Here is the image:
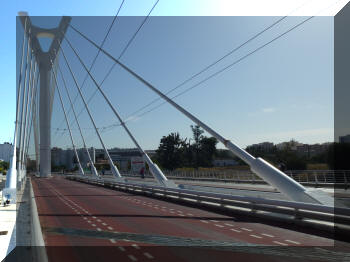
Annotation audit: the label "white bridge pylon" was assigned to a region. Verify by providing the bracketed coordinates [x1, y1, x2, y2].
[18, 12, 71, 178]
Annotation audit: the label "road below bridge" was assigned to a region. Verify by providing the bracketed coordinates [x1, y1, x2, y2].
[31, 175, 350, 262]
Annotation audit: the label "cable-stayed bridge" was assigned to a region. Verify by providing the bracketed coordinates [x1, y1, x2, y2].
[2, 8, 350, 262]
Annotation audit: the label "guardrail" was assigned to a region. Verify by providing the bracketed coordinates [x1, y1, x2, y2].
[66, 175, 350, 234]
[66, 169, 349, 188]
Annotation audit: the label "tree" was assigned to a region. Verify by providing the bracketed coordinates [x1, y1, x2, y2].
[155, 132, 185, 170]
[191, 125, 204, 168]
[198, 137, 218, 167]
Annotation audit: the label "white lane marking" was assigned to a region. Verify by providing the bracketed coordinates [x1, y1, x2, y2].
[87, 221, 91, 223]
[224, 223, 234, 227]
[273, 241, 288, 246]
[285, 240, 300, 245]
[179, 214, 185, 216]
[144, 252, 154, 259]
[97, 228, 102, 231]
[110, 239, 116, 244]
[250, 234, 262, 239]
[118, 246, 126, 252]
[92, 216, 97, 219]
[132, 244, 140, 250]
[128, 255, 138, 261]
[177, 210, 183, 213]
[154, 207, 159, 209]
[241, 228, 252, 232]
[210, 220, 219, 223]
[92, 224, 96, 227]
[187, 213, 193, 216]
[170, 211, 175, 214]
[108, 227, 113, 230]
[83, 217, 87, 220]
[200, 220, 209, 223]
[97, 219, 102, 222]
[77, 212, 81, 214]
[102, 223, 107, 226]
[214, 224, 224, 228]
[261, 233, 274, 238]
[230, 229, 241, 233]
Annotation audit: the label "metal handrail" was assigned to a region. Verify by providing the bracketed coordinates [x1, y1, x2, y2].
[66, 175, 350, 224]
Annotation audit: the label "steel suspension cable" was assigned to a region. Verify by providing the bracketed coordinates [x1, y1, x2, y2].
[53, 0, 160, 143]
[59, 46, 122, 178]
[5, 17, 28, 189]
[18, 33, 32, 169]
[64, 35, 170, 184]
[70, 15, 315, 131]
[54, 53, 99, 177]
[51, 61, 85, 176]
[24, 65, 40, 166]
[22, 60, 38, 165]
[53, 0, 126, 140]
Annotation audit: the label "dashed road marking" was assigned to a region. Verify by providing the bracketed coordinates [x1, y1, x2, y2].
[108, 227, 113, 230]
[87, 221, 91, 223]
[102, 223, 107, 226]
[144, 252, 154, 259]
[118, 246, 126, 252]
[92, 224, 96, 227]
[132, 244, 140, 250]
[261, 233, 274, 238]
[215, 224, 224, 228]
[285, 240, 300, 245]
[128, 254, 138, 261]
[273, 241, 288, 246]
[230, 229, 241, 233]
[250, 234, 262, 239]
[200, 220, 208, 223]
[210, 220, 219, 223]
[241, 228, 252, 232]
[110, 239, 116, 244]
[97, 228, 101, 231]
[224, 223, 234, 227]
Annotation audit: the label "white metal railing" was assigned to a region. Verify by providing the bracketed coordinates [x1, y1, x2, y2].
[66, 175, 350, 231]
[94, 169, 349, 186]
[61, 169, 350, 186]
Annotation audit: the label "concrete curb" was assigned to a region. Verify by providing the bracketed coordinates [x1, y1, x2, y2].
[29, 178, 48, 262]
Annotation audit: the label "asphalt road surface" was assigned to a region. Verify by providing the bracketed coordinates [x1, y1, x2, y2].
[31, 176, 350, 262]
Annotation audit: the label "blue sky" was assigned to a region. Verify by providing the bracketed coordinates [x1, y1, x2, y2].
[2, 0, 338, 153]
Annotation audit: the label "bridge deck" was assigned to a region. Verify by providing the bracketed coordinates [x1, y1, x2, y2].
[31, 175, 349, 262]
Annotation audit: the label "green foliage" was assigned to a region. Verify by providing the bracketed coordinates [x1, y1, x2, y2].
[0, 161, 9, 170]
[155, 132, 185, 170]
[155, 126, 218, 170]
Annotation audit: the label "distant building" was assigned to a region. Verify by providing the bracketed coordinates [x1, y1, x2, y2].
[276, 140, 302, 151]
[52, 147, 143, 171]
[247, 142, 274, 152]
[0, 143, 13, 162]
[212, 159, 238, 167]
[295, 143, 330, 158]
[340, 134, 350, 143]
[107, 148, 141, 171]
